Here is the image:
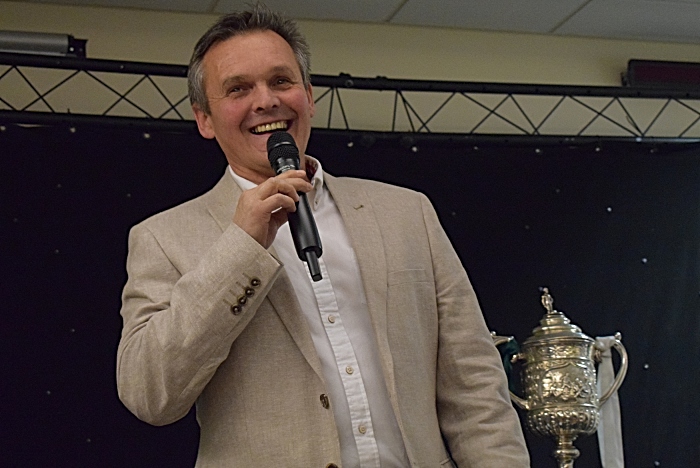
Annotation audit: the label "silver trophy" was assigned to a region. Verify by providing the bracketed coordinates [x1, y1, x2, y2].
[493, 288, 628, 468]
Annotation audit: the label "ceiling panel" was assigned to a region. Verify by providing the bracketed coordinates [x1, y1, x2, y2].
[390, 0, 590, 34]
[9, 0, 700, 44]
[557, 0, 700, 43]
[213, 0, 405, 22]
[17, 0, 218, 13]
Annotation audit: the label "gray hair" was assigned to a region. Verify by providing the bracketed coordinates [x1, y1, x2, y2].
[187, 3, 311, 114]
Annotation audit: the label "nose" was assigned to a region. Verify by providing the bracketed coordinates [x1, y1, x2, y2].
[253, 84, 280, 112]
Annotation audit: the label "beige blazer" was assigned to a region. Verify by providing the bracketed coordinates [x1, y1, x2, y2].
[117, 171, 529, 467]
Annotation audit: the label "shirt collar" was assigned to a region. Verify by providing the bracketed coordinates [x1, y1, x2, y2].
[228, 155, 325, 195]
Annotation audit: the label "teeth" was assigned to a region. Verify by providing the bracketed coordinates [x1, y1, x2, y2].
[252, 121, 288, 134]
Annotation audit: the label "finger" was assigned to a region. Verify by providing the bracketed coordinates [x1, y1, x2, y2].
[275, 169, 307, 181]
[257, 177, 311, 201]
[270, 171, 313, 192]
[258, 192, 298, 214]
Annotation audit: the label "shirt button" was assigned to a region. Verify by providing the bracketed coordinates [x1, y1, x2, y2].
[345, 366, 354, 375]
[358, 425, 367, 434]
[327, 315, 336, 324]
[320, 394, 330, 409]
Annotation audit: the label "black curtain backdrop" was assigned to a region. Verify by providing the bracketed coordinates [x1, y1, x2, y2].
[2, 122, 699, 467]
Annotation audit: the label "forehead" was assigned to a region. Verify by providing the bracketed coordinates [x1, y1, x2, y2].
[202, 30, 301, 82]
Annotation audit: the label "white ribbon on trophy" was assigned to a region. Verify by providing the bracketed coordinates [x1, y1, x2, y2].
[595, 336, 625, 468]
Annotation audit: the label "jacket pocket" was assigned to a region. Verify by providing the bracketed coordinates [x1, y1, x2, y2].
[387, 268, 428, 285]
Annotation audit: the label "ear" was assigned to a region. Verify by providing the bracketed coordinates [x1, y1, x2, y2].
[306, 84, 315, 118]
[192, 103, 215, 139]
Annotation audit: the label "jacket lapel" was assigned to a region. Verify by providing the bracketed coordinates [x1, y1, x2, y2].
[203, 173, 240, 232]
[324, 174, 396, 398]
[203, 171, 324, 380]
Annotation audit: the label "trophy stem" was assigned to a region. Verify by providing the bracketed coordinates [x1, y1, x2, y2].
[553, 437, 580, 468]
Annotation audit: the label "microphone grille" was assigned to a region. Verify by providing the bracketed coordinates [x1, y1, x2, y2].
[267, 131, 298, 164]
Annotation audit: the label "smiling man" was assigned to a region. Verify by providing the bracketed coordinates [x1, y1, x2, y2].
[116, 4, 530, 468]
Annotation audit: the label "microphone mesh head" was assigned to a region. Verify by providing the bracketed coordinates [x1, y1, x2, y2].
[267, 131, 299, 165]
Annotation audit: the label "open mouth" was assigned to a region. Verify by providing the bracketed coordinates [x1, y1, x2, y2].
[250, 120, 289, 135]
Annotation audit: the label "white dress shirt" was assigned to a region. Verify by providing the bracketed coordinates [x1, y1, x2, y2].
[229, 158, 409, 468]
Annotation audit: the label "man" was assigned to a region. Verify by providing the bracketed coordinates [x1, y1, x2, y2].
[117, 4, 530, 467]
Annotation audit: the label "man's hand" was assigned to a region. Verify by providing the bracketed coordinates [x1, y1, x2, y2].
[233, 170, 312, 248]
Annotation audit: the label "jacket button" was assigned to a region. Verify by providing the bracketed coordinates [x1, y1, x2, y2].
[320, 393, 330, 409]
[325, 464, 338, 468]
[237, 295, 247, 305]
[245, 287, 255, 297]
[250, 277, 261, 287]
[231, 305, 242, 315]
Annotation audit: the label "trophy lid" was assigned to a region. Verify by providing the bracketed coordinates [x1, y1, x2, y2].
[523, 288, 593, 344]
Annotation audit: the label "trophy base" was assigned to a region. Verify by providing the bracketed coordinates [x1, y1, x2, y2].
[553, 438, 580, 468]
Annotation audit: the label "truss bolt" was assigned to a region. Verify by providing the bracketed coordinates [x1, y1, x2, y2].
[411, 146, 418, 153]
[344, 79, 354, 87]
[69, 127, 76, 133]
[143, 133, 151, 139]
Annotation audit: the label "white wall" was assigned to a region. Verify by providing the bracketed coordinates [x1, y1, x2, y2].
[5, 1, 700, 84]
[3, 1, 700, 134]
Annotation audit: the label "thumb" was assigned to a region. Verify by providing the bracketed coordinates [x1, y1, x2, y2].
[266, 209, 290, 246]
[270, 209, 290, 229]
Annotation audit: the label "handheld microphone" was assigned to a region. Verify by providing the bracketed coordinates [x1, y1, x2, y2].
[267, 131, 323, 282]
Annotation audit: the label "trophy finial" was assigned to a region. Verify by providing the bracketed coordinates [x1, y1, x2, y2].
[541, 287, 555, 314]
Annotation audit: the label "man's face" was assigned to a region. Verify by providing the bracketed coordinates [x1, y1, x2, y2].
[193, 30, 315, 184]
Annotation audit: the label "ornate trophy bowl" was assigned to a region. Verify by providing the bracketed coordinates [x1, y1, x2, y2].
[493, 288, 628, 468]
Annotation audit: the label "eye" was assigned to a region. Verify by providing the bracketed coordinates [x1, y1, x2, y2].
[225, 82, 249, 96]
[274, 77, 293, 86]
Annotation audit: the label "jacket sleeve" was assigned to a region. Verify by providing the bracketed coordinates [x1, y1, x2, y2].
[116, 220, 282, 426]
[421, 194, 530, 467]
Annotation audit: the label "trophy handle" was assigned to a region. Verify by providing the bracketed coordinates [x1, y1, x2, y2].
[598, 333, 629, 405]
[491, 334, 529, 410]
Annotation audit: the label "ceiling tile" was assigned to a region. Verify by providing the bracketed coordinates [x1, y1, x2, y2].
[556, 0, 700, 43]
[213, 0, 405, 22]
[390, 0, 590, 34]
[12, 0, 700, 45]
[19, 0, 218, 13]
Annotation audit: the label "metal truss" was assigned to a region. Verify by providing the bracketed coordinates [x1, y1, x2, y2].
[2, 52, 700, 141]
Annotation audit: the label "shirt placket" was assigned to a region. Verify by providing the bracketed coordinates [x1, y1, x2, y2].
[309, 258, 380, 468]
